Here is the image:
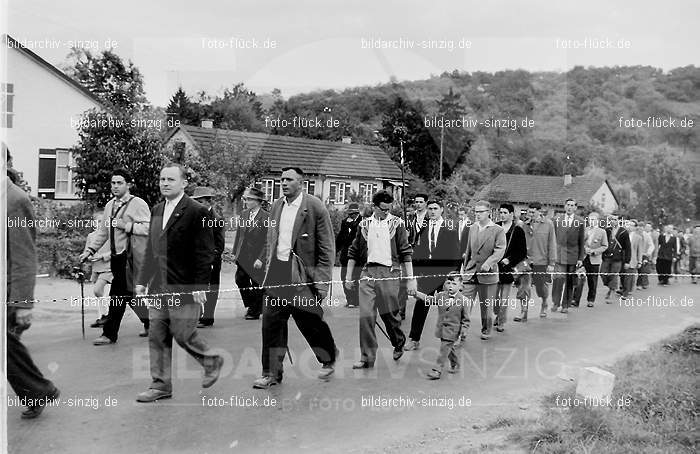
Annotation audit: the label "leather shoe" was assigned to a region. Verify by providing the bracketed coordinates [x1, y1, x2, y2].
[21, 387, 60, 419]
[403, 340, 419, 351]
[393, 348, 404, 361]
[480, 334, 490, 340]
[93, 336, 115, 346]
[252, 375, 280, 389]
[318, 364, 334, 380]
[202, 356, 224, 388]
[560, 308, 568, 314]
[352, 361, 373, 369]
[426, 369, 441, 380]
[495, 326, 505, 333]
[587, 302, 594, 307]
[244, 313, 260, 320]
[136, 389, 172, 403]
[514, 313, 527, 322]
[138, 328, 149, 337]
[197, 321, 214, 328]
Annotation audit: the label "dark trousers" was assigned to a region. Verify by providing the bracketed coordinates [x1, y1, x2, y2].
[600, 259, 622, 291]
[574, 257, 600, 305]
[147, 296, 218, 392]
[102, 253, 149, 342]
[341, 262, 361, 306]
[358, 265, 406, 363]
[7, 307, 56, 401]
[235, 261, 264, 316]
[690, 256, 698, 281]
[657, 259, 672, 284]
[261, 258, 337, 378]
[201, 257, 222, 324]
[552, 263, 577, 309]
[398, 280, 407, 319]
[636, 258, 651, 288]
[408, 268, 447, 342]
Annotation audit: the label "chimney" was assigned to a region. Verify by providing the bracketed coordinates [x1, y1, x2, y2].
[564, 174, 573, 186]
[341, 136, 352, 144]
[201, 119, 213, 129]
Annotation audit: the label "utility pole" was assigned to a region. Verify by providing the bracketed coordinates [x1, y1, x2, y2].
[439, 124, 444, 181]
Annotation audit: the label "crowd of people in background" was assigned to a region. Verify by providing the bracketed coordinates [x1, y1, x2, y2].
[6, 163, 700, 419]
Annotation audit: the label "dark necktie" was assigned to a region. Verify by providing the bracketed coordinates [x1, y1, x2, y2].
[430, 224, 436, 252]
[110, 200, 122, 256]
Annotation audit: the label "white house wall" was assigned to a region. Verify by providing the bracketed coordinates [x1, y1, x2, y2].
[591, 184, 618, 214]
[4, 46, 102, 196]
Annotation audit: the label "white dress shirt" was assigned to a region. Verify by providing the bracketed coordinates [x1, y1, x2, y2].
[162, 192, 185, 229]
[367, 215, 393, 266]
[276, 193, 303, 261]
[428, 217, 444, 255]
[249, 207, 259, 221]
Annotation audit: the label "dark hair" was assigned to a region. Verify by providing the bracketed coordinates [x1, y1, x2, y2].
[112, 168, 133, 183]
[565, 198, 576, 204]
[445, 271, 462, 282]
[160, 162, 188, 179]
[426, 199, 443, 208]
[281, 166, 305, 177]
[414, 193, 428, 202]
[499, 203, 515, 213]
[372, 190, 394, 206]
[528, 202, 542, 210]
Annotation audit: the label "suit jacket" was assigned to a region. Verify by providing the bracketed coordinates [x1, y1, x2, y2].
[262, 193, 334, 299]
[137, 194, 215, 296]
[208, 207, 226, 259]
[629, 232, 645, 268]
[584, 226, 608, 265]
[554, 214, 586, 265]
[657, 234, 678, 261]
[462, 223, 506, 285]
[6, 180, 37, 308]
[232, 207, 269, 269]
[407, 210, 428, 246]
[413, 219, 461, 269]
[335, 214, 362, 265]
[497, 222, 527, 284]
[429, 291, 470, 341]
[603, 227, 631, 264]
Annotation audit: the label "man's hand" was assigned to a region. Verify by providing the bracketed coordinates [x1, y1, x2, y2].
[480, 262, 492, 272]
[14, 308, 32, 328]
[135, 285, 147, 296]
[253, 259, 262, 269]
[193, 290, 207, 305]
[546, 265, 554, 273]
[344, 277, 353, 291]
[79, 251, 93, 262]
[576, 260, 583, 269]
[406, 278, 418, 295]
[501, 258, 510, 266]
[114, 218, 127, 230]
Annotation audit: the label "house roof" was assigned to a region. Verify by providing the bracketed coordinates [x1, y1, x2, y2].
[169, 125, 403, 180]
[4, 34, 104, 107]
[471, 173, 618, 207]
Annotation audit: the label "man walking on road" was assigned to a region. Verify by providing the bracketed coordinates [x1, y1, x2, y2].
[495, 203, 527, 332]
[135, 163, 223, 402]
[345, 190, 414, 369]
[514, 202, 557, 322]
[336, 202, 362, 308]
[253, 167, 338, 389]
[552, 199, 585, 313]
[461, 200, 506, 340]
[80, 168, 151, 345]
[601, 213, 631, 301]
[573, 211, 608, 308]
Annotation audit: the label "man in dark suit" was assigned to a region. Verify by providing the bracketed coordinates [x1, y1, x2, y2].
[657, 224, 679, 285]
[336, 202, 362, 307]
[495, 203, 527, 332]
[232, 187, 269, 320]
[191, 186, 226, 327]
[551, 198, 586, 313]
[6, 176, 61, 419]
[405, 199, 461, 351]
[406, 193, 429, 246]
[600, 213, 631, 301]
[462, 200, 506, 340]
[135, 163, 223, 402]
[253, 167, 338, 389]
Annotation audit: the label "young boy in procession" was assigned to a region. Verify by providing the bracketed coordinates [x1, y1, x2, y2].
[409, 271, 470, 380]
[83, 210, 112, 327]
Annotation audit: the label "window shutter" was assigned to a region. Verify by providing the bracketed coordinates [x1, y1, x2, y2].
[273, 180, 281, 200]
[38, 149, 56, 198]
[308, 181, 315, 196]
[345, 182, 350, 203]
[329, 183, 337, 203]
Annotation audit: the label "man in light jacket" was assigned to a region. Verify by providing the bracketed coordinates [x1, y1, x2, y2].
[574, 211, 608, 307]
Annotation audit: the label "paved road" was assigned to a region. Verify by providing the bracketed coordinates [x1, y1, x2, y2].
[8, 267, 699, 453]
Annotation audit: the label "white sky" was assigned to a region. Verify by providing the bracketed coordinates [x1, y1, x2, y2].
[7, 0, 699, 107]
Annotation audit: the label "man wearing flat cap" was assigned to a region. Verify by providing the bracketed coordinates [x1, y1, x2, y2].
[336, 202, 362, 307]
[191, 187, 225, 327]
[232, 187, 269, 320]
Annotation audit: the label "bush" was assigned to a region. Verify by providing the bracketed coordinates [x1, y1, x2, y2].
[33, 199, 96, 277]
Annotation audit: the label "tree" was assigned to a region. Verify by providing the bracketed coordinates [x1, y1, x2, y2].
[166, 87, 199, 126]
[62, 48, 146, 111]
[434, 88, 474, 179]
[207, 83, 266, 131]
[631, 147, 696, 225]
[379, 95, 440, 181]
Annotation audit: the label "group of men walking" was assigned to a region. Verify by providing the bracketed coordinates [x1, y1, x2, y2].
[7, 162, 700, 418]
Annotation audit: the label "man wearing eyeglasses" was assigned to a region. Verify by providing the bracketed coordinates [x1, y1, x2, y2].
[461, 200, 506, 340]
[513, 202, 557, 322]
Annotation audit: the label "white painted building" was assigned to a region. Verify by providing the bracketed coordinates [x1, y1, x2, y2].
[2, 34, 103, 199]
